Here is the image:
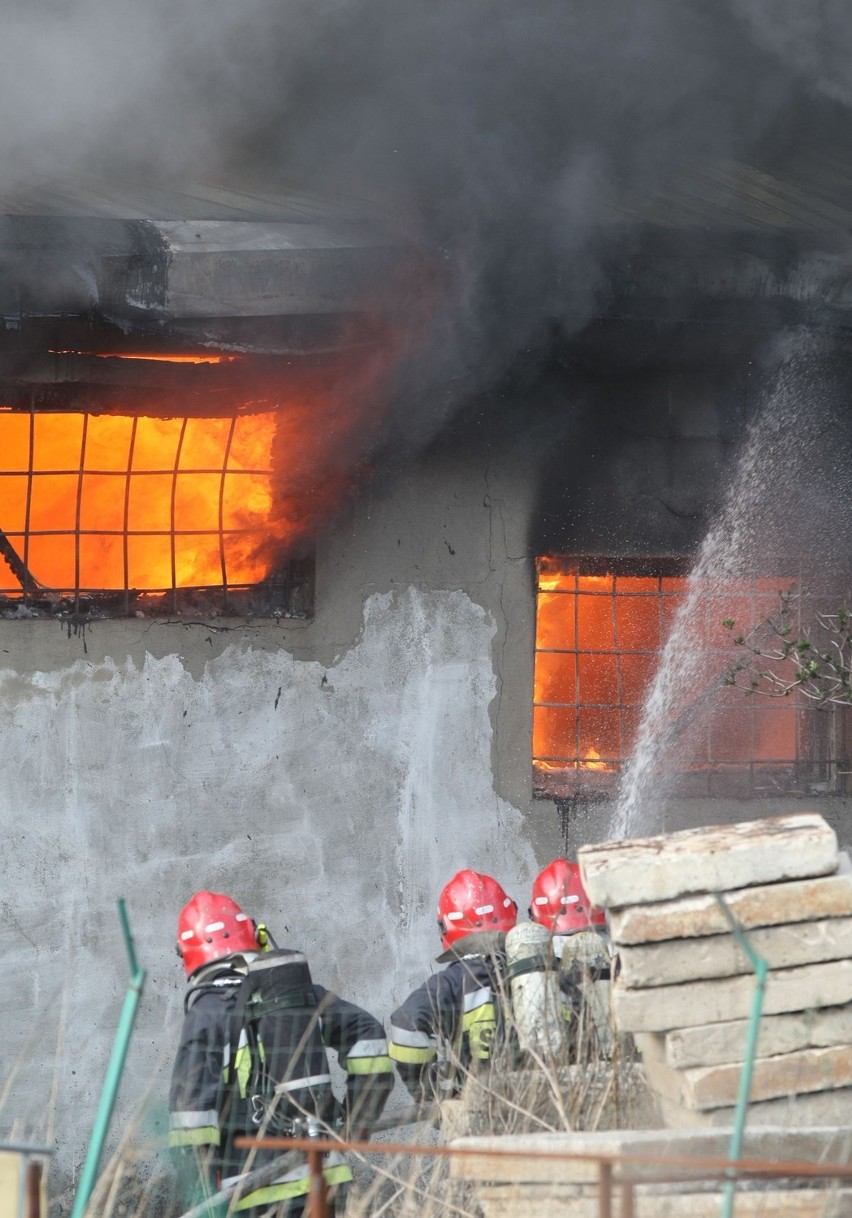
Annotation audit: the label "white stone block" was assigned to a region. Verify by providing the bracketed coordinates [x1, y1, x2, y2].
[619, 916, 852, 988]
[658, 1086, 852, 1130]
[610, 854, 852, 946]
[639, 1040, 852, 1109]
[613, 958, 852, 1033]
[662, 1005, 852, 1068]
[499, 1191, 852, 1218]
[579, 814, 838, 908]
[449, 1127, 852, 1184]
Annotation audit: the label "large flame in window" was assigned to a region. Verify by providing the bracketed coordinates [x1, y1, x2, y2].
[0, 410, 279, 593]
[533, 557, 804, 798]
[0, 342, 395, 600]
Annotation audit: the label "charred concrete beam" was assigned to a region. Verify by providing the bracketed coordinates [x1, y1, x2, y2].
[600, 225, 852, 330]
[0, 214, 411, 343]
[0, 333, 364, 414]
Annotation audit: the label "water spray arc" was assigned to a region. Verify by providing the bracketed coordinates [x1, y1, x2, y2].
[614, 350, 852, 838]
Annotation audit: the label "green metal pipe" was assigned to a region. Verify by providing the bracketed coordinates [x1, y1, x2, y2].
[713, 894, 768, 1218]
[70, 899, 146, 1218]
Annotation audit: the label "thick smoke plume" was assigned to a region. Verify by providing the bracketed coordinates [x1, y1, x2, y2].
[1, 2, 849, 421]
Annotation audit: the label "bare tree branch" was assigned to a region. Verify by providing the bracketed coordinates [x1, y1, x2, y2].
[722, 588, 852, 707]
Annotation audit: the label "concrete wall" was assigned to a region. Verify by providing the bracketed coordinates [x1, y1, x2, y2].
[2, 356, 850, 1209]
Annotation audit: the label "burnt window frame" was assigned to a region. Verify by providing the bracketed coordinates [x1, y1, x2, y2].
[0, 324, 318, 622]
[532, 555, 850, 801]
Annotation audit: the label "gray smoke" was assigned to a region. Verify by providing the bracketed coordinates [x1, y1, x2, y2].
[734, 1, 852, 109]
[1, 2, 850, 421]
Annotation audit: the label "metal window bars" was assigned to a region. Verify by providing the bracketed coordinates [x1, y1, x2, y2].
[0, 406, 312, 618]
[532, 560, 835, 799]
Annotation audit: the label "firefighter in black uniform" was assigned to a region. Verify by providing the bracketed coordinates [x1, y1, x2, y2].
[387, 869, 520, 1103]
[168, 890, 394, 1216]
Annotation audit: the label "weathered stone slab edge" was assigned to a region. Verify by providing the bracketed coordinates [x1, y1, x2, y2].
[618, 916, 852, 989]
[644, 1043, 852, 1110]
[610, 854, 852, 946]
[579, 814, 837, 908]
[664, 1005, 852, 1068]
[612, 959, 852, 1033]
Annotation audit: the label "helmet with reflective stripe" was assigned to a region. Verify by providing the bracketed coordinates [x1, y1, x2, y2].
[437, 869, 518, 951]
[530, 859, 606, 934]
[176, 890, 259, 975]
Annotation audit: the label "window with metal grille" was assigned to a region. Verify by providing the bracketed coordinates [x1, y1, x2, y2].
[0, 405, 312, 618]
[532, 557, 847, 799]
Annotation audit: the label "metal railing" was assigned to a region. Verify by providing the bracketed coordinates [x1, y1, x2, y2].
[198, 1132, 852, 1218]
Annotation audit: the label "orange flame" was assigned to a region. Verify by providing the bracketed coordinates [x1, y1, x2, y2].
[48, 349, 237, 365]
[0, 411, 279, 592]
[579, 747, 609, 771]
[533, 554, 801, 782]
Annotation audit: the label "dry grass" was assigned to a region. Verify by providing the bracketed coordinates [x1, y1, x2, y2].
[70, 983, 654, 1218]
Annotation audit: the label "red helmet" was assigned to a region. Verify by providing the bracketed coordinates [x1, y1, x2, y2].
[176, 891, 259, 976]
[437, 869, 518, 951]
[530, 859, 606, 934]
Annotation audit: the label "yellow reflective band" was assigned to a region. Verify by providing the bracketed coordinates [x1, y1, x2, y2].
[168, 1126, 220, 1148]
[233, 1044, 251, 1099]
[388, 1042, 437, 1065]
[561, 1002, 574, 1024]
[345, 1055, 394, 1075]
[462, 1002, 497, 1060]
[233, 1164, 353, 1211]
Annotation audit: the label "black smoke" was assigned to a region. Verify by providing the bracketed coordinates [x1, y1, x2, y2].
[2, 2, 852, 432]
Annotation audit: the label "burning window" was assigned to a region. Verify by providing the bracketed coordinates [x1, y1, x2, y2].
[0, 329, 398, 617]
[533, 557, 846, 799]
[0, 401, 308, 617]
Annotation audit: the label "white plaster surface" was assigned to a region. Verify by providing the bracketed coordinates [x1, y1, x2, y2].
[0, 586, 534, 1196]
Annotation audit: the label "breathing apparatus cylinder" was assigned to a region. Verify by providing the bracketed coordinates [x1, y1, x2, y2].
[504, 920, 564, 1059]
[556, 928, 615, 1058]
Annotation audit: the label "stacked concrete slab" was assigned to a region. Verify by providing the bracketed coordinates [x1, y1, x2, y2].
[449, 1128, 852, 1217]
[578, 813, 852, 1127]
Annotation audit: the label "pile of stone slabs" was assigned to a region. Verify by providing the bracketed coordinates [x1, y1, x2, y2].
[448, 1127, 852, 1218]
[578, 812, 852, 1128]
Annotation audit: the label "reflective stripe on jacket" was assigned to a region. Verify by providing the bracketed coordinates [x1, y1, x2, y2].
[169, 956, 393, 1182]
[388, 954, 500, 1099]
[225, 1151, 352, 1210]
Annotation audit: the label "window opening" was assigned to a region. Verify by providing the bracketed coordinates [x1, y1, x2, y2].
[533, 557, 847, 799]
[0, 403, 311, 619]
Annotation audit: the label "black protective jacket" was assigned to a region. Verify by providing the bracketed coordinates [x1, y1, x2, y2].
[388, 936, 579, 1103]
[168, 953, 393, 1209]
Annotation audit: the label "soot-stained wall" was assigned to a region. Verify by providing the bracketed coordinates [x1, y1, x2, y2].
[2, 353, 850, 1208]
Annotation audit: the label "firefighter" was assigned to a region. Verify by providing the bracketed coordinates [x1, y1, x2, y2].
[529, 858, 616, 1056]
[387, 869, 519, 1104]
[168, 890, 394, 1216]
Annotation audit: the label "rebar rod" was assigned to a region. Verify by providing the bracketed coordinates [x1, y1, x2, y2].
[712, 893, 768, 1218]
[70, 900, 146, 1218]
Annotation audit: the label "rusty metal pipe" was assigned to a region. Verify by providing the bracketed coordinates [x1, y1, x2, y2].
[25, 1159, 43, 1218]
[307, 1146, 329, 1218]
[598, 1161, 612, 1218]
[620, 1180, 635, 1218]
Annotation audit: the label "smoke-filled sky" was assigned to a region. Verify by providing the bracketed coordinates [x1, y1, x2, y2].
[3, 1, 852, 412]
